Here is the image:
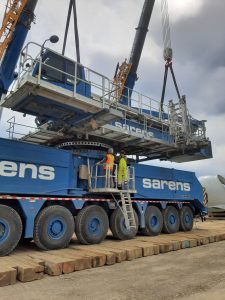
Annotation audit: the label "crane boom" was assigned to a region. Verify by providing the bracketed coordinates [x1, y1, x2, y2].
[0, 0, 38, 98]
[128, 0, 155, 75]
[114, 0, 155, 101]
[0, 0, 28, 60]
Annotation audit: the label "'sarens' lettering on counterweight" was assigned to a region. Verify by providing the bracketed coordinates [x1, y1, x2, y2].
[142, 178, 191, 191]
[0, 160, 55, 180]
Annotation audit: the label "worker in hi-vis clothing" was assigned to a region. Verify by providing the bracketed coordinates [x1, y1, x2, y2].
[97, 148, 115, 188]
[118, 150, 128, 188]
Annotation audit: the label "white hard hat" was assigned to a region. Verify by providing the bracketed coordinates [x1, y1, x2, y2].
[108, 148, 114, 154]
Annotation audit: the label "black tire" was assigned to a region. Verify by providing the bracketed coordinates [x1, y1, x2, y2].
[75, 205, 109, 245]
[162, 206, 180, 234]
[141, 206, 163, 236]
[110, 208, 138, 240]
[0, 205, 22, 256]
[179, 206, 194, 232]
[33, 205, 74, 250]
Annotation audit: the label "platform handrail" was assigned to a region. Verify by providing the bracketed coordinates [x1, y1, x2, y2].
[90, 163, 118, 190]
[8, 41, 209, 148]
[90, 163, 135, 191]
[15, 42, 170, 117]
[6, 116, 37, 139]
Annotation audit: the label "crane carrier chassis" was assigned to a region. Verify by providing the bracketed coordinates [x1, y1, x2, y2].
[0, 137, 207, 256]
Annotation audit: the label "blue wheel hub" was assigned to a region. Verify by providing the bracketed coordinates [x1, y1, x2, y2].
[88, 217, 102, 236]
[184, 213, 191, 224]
[0, 219, 10, 245]
[150, 215, 158, 227]
[48, 218, 66, 240]
[169, 214, 176, 225]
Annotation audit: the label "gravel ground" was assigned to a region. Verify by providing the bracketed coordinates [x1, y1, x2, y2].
[1, 240, 225, 300]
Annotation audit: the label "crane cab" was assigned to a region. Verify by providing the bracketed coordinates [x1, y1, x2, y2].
[32, 49, 91, 97]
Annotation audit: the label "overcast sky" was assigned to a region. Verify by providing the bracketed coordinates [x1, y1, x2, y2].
[0, 0, 224, 177]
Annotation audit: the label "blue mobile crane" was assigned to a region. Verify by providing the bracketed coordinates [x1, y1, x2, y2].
[0, 0, 211, 256]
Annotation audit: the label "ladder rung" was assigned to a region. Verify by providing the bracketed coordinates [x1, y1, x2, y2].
[120, 191, 136, 229]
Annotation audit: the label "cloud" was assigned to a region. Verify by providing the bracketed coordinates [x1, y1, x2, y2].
[171, 0, 225, 69]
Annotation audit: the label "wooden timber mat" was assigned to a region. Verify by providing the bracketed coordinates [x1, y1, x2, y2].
[1, 219, 225, 287]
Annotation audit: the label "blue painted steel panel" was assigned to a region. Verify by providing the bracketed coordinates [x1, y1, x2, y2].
[19, 199, 45, 238]
[13, 94, 91, 122]
[112, 119, 174, 144]
[0, 137, 206, 214]
[134, 164, 205, 209]
[31, 49, 91, 98]
[0, 138, 76, 195]
[0, 136, 207, 243]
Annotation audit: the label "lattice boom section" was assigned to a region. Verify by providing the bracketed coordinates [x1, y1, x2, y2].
[0, 0, 27, 59]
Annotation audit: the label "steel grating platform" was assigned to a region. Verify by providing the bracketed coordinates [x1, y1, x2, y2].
[1, 43, 212, 162]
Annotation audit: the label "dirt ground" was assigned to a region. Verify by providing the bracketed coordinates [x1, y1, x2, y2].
[1, 240, 225, 300]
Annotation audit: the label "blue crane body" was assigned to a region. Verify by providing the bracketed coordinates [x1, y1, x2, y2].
[0, 0, 211, 256]
[0, 137, 204, 202]
[0, 136, 207, 241]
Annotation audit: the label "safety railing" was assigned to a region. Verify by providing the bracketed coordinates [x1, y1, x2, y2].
[127, 166, 136, 191]
[90, 163, 135, 191]
[168, 98, 207, 145]
[6, 116, 36, 139]
[9, 41, 208, 147]
[14, 42, 171, 121]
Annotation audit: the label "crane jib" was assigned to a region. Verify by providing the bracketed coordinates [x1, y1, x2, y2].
[129, 0, 155, 75]
[0, 0, 38, 97]
[119, 0, 155, 104]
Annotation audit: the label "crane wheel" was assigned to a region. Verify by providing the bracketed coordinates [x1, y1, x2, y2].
[75, 205, 109, 245]
[162, 206, 180, 234]
[179, 206, 194, 232]
[110, 208, 138, 240]
[33, 205, 74, 250]
[141, 206, 163, 236]
[0, 205, 22, 256]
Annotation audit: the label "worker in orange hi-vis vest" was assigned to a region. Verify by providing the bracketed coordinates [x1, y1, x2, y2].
[97, 148, 115, 188]
[104, 148, 115, 170]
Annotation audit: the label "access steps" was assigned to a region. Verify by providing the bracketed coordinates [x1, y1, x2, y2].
[120, 191, 136, 229]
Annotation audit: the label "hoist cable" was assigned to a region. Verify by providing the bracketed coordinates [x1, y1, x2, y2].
[160, 0, 181, 109]
[62, 0, 80, 63]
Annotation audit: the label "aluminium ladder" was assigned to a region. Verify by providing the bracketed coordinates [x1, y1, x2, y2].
[120, 191, 136, 230]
